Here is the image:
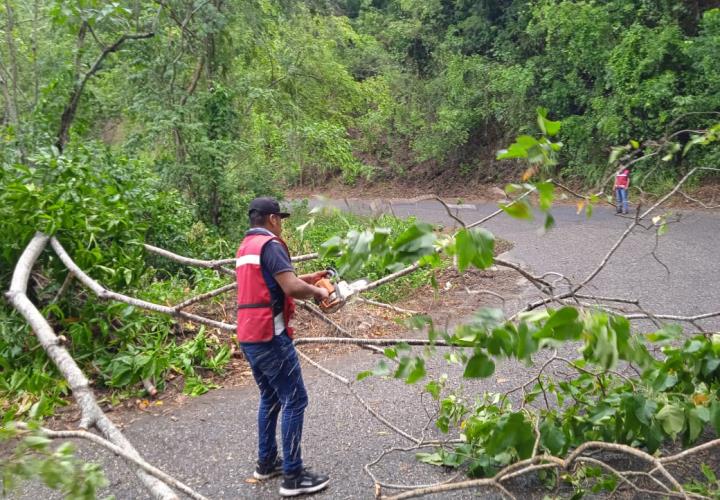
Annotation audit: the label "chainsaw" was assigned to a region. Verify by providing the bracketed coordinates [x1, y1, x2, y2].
[314, 268, 368, 313]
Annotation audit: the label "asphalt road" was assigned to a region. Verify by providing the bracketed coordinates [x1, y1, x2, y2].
[18, 198, 720, 499]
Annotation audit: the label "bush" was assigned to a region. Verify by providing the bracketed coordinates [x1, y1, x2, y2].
[0, 143, 230, 416]
[285, 201, 444, 303]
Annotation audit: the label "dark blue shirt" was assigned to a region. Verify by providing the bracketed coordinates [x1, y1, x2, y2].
[246, 228, 294, 316]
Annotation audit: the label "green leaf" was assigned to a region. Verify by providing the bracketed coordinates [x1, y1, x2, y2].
[536, 307, 582, 341]
[656, 404, 685, 438]
[24, 435, 52, 450]
[710, 401, 720, 434]
[540, 419, 566, 455]
[425, 380, 441, 399]
[543, 213, 556, 231]
[589, 405, 616, 425]
[416, 452, 444, 465]
[406, 357, 426, 384]
[537, 108, 561, 137]
[463, 351, 495, 378]
[454, 228, 495, 271]
[535, 181, 554, 211]
[357, 360, 391, 381]
[486, 412, 535, 459]
[688, 406, 710, 443]
[635, 398, 658, 426]
[500, 200, 533, 220]
[702, 463, 717, 483]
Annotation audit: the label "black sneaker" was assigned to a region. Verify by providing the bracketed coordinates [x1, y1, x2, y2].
[279, 468, 330, 497]
[253, 456, 283, 480]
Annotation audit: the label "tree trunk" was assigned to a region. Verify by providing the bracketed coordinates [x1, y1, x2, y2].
[3, 0, 19, 126]
[31, 0, 39, 108]
[56, 30, 154, 151]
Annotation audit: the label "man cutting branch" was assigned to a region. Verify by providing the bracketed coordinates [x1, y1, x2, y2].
[236, 197, 330, 497]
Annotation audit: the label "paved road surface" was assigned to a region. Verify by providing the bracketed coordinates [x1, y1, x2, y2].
[19, 198, 720, 499]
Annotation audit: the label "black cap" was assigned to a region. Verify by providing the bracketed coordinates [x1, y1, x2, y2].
[248, 197, 290, 218]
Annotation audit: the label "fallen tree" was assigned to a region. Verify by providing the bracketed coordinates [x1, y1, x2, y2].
[4, 114, 720, 499]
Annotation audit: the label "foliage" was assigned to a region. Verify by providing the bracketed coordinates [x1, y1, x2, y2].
[2, 0, 720, 493]
[286, 201, 446, 303]
[346, 114, 720, 494]
[406, 314, 717, 470]
[0, 143, 230, 415]
[1, 421, 108, 499]
[346, 1, 720, 186]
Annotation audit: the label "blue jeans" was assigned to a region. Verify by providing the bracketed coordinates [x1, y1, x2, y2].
[241, 332, 308, 476]
[616, 188, 628, 213]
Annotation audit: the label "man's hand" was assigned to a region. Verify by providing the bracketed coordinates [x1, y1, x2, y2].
[314, 286, 330, 302]
[300, 269, 330, 285]
[276, 271, 331, 301]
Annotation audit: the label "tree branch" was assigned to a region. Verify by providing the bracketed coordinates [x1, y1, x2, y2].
[56, 31, 154, 151]
[5, 233, 179, 500]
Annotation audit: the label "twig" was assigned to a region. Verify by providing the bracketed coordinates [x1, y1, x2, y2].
[678, 190, 720, 209]
[296, 350, 420, 444]
[356, 297, 420, 316]
[466, 188, 536, 229]
[51, 270, 74, 304]
[173, 283, 235, 311]
[359, 263, 421, 293]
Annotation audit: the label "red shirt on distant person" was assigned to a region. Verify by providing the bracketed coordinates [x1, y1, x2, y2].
[615, 167, 630, 189]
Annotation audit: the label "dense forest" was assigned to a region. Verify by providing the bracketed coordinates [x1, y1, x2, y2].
[2, 2, 720, 496]
[2, 1, 720, 238]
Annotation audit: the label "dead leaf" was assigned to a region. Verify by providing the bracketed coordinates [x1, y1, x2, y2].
[692, 393, 709, 406]
[576, 201, 585, 215]
[522, 166, 537, 181]
[245, 478, 259, 484]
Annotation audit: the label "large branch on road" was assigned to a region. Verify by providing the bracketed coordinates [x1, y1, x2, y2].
[56, 31, 154, 151]
[624, 310, 720, 322]
[294, 337, 450, 347]
[5, 233, 180, 500]
[297, 301, 387, 356]
[380, 437, 716, 499]
[52, 238, 235, 332]
[143, 243, 318, 270]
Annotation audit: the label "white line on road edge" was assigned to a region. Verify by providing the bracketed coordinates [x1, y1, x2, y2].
[445, 203, 476, 209]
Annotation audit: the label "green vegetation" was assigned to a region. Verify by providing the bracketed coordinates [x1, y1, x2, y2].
[1, 420, 107, 499]
[2, 0, 720, 496]
[287, 202, 446, 303]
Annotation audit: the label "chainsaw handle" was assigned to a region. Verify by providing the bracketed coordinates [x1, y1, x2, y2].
[314, 277, 335, 294]
[313, 278, 339, 311]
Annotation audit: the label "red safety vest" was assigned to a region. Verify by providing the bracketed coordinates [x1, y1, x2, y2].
[615, 168, 630, 189]
[236, 233, 296, 343]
